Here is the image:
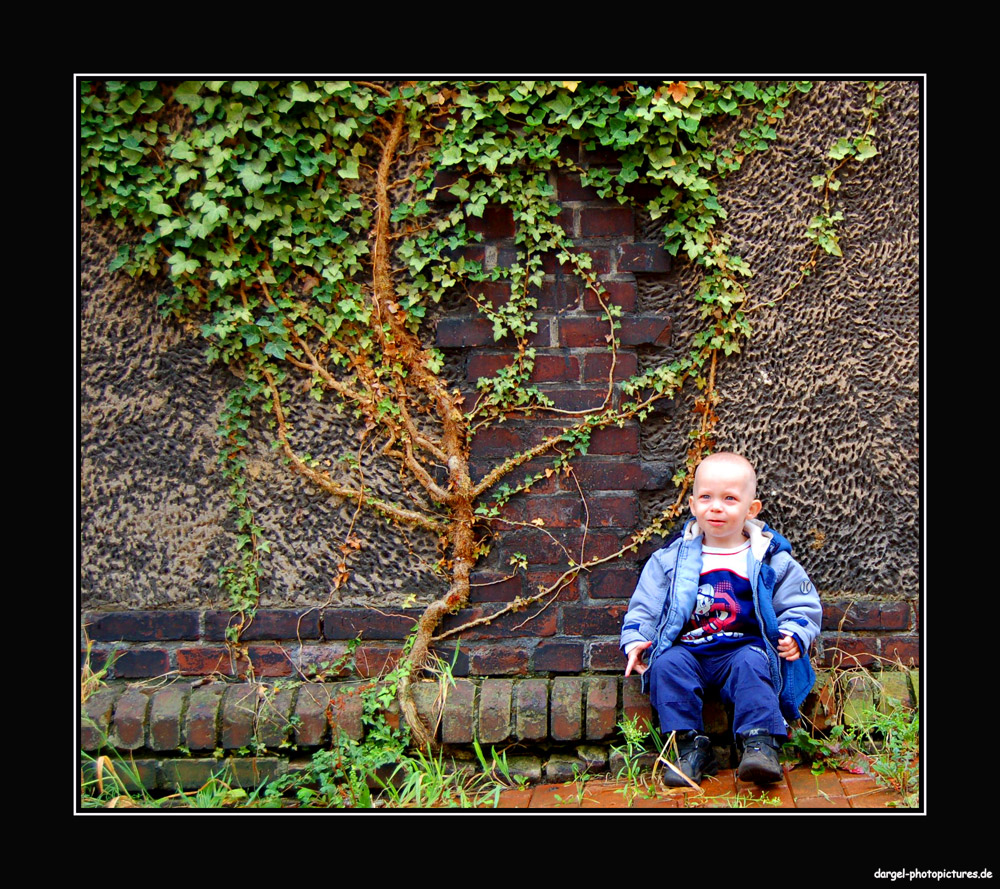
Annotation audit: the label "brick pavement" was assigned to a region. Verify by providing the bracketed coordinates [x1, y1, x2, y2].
[494, 764, 909, 809]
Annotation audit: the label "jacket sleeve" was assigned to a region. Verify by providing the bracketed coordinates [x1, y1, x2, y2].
[620, 549, 671, 653]
[770, 552, 822, 657]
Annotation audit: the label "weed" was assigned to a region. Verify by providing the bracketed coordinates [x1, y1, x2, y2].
[80, 750, 158, 809]
[609, 715, 659, 805]
[786, 662, 919, 808]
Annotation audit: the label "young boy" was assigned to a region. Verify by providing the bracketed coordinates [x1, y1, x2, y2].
[620, 452, 822, 786]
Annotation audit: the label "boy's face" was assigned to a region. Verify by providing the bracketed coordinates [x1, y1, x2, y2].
[689, 458, 762, 548]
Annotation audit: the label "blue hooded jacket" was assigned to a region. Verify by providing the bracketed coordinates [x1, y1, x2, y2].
[620, 518, 822, 723]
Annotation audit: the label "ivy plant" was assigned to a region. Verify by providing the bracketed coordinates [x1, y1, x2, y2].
[80, 79, 881, 749]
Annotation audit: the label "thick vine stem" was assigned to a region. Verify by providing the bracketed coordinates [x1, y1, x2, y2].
[364, 99, 481, 749]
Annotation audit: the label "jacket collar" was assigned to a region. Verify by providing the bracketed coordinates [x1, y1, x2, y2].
[683, 516, 774, 562]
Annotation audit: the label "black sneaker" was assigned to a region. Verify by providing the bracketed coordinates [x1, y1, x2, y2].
[737, 729, 783, 785]
[659, 730, 719, 787]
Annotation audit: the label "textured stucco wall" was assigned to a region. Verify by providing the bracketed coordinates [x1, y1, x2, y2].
[79, 79, 920, 622]
[637, 80, 919, 602]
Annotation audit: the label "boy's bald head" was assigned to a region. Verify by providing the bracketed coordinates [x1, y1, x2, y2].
[694, 452, 758, 499]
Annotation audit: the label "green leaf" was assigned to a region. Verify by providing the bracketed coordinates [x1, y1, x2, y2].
[338, 157, 360, 179]
[108, 246, 130, 272]
[174, 81, 204, 110]
[263, 339, 291, 359]
[854, 138, 878, 161]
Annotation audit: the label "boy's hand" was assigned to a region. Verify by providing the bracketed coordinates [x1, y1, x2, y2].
[777, 633, 801, 661]
[624, 640, 653, 676]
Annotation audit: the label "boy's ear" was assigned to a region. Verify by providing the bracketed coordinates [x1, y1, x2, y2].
[748, 499, 762, 518]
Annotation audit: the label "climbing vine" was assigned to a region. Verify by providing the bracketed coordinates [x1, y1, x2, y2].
[80, 79, 881, 750]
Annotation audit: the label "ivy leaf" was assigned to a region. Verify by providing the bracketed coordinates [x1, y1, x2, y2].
[108, 246, 130, 272]
[338, 157, 360, 179]
[174, 81, 204, 110]
[263, 339, 291, 360]
[854, 138, 878, 161]
[665, 82, 688, 102]
[167, 252, 201, 277]
[240, 165, 270, 192]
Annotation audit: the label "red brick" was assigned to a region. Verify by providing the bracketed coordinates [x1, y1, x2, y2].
[469, 572, 525, 603]
[293, 684, 332, 746]
[467, 352, 515, 382]
[515, 679, 549, 741]
[502, 529, 622, 565]
[580, 206, 634, 238]
[442, 679, 476, 744]
[110, 688, 150, 750]
[291, 643, 354, 680]
[322, 608, 421, 641]
[326, 682, 367, 740]
[559, 316, 617, 348]
[479, 679, 514, 743]
[503, 494, 583, 528]
[467, 206, 515, 238]
[819, 637, 878, 668]
[542, 387, 608, 411]
[822, 600, 910, 631]
[618, 316, 671, 346]
[220, 685, 259, 750]
[257, 687, 296, 747]
[177, 647, 238, 676]
[524, 570, 580, 601]
[556, 172, 600, 201]
[532, 642, 584, 673]
[148, 686, 186, 751]
[583, 279, 638, 313]
[563, 603, 629, 636]
[112, 649, 172, 678]
[84, 611, 199, 641]
[550, 676, 584, 740]
[582, 350, 639, 382]
[469, 646, 530, 675]
[585, 493, 639, 528]
[525, 275, 581, 312]
[352, 646, 403, 678]
[440, 604, 557, 639]
[572, 459, 671, 491]
[588, 425, 640, 455]
[530, 353, 580, 383]
[436, 317, 495, 348]
[586, 677, 618, 740]
[618, 242, 672, 272]
[185, 685, 225, 750]
[622, 676, 654, 731]
[474, 280, 512, 309]
[881, 636, 919, 666]
[205, 609, 321, 641]
[589, 566, 640, 599]
[472, 459, 560, 494]
[590, 640, 625, 671]
[469, 424, 524, 458]
[81, 687, 118, 750]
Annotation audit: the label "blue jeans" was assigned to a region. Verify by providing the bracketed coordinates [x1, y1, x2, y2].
[647, 642, 787, 737]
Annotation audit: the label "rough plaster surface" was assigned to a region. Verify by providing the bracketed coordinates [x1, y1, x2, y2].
[639, 80, 920, 600]
[79, 80, 920, 612]
[80, 217, 447, 610]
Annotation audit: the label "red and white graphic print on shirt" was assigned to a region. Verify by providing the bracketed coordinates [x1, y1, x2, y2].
[678, 540, 761, 648]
